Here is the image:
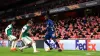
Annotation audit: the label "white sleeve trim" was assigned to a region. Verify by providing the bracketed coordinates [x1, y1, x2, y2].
[22, 26, 27, 33]
[5, 25, 12, 33]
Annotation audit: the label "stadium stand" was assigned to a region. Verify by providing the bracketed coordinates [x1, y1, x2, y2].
[0, 16, 100, 40]
[0, 0, 100, 40]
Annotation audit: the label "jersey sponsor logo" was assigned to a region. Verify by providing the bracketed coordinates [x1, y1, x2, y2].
[23, 28, 25, 30]
[76, 40, 96, 51]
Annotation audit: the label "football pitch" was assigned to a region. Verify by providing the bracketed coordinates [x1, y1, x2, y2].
[0, 47, 100, 56]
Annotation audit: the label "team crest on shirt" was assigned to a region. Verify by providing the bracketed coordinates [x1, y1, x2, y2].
[23, 28, 25, 30]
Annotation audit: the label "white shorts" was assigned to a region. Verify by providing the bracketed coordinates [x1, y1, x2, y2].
[8, 35, 16, 41]
[22, 36, 32, 45]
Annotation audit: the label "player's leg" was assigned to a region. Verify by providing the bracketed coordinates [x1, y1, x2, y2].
[11, 35, 17, 49]
[13, 41, 17, 48]
[27, 36, 37, 52]
[20, 36, 38, 53]
[27, 37, 39, 53]
[51, 34, 62, 52]
[8, 35, 14, 49]
[44, 34, 52, 49]
[32, 40, 37, 52]
[52, 38, 62, 51]
[8, 35, 17, 50]
[19, 45, 28, 52]
[11, 41, 14, 49]
[19, 37, 29, 51]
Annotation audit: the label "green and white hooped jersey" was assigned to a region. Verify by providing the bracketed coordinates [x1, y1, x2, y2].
[5, 24, 13, 36]
[21, 24, 30, 38]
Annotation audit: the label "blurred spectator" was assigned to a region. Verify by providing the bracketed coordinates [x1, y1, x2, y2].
[1, 15, 100, 40]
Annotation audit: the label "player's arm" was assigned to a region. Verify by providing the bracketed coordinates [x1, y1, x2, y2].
[5, 25, 12, 34]
[5, 25, 11, 31]
[19, 31, 22, 40]
[46, 21, 50, 30]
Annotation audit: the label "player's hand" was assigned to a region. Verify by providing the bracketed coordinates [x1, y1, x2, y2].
[52, 34, 55, 37]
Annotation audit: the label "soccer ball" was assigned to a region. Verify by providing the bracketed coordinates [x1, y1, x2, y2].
[45, 47, 50, 52]
[10, 48, 17, 51]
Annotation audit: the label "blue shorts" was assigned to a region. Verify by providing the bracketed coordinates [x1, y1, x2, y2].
[45, 33, 56, 40]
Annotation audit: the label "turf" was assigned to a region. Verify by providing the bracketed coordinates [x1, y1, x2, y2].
[0, 47, 100, 56]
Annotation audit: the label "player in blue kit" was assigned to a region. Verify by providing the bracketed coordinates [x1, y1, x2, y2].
[44, 14, 62, 52]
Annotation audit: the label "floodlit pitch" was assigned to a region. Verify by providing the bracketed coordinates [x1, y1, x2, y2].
[0, 47, 100, 56]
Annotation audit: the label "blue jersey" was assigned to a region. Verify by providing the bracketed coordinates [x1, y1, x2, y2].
[46, 19, 55, 34]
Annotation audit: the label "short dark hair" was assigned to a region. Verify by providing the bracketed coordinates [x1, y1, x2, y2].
[11, 21, 15, 23]
[27, 20, 33, 24]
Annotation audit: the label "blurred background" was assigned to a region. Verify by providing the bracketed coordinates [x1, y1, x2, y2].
[0, 0, 100, 40]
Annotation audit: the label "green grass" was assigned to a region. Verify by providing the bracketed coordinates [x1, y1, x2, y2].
[0, 47, 100, 56]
